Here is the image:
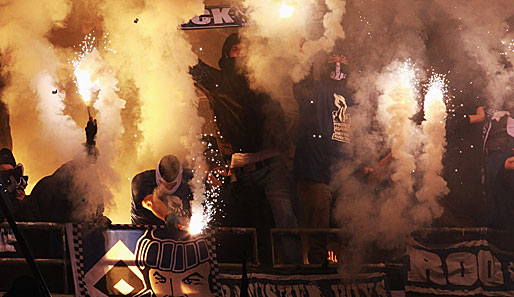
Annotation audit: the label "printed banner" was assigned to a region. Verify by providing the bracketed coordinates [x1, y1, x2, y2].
[219, 272, 391, 297]
[0, 227, 15, 252]
[406, 239, 514, 296]
[66, 224, 221, 297]
[181, 6, 246, 30]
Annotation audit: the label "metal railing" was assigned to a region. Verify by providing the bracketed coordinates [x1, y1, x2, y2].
[0, 222, 69, 294]
[212, 227, 258, 268]
[270, 228, 344, 268]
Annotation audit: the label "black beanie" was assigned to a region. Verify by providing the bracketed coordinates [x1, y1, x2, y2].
[0, 148, 16, 167]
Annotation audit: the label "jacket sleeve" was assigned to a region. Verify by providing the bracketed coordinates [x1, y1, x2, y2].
[190, 59, 220, 92]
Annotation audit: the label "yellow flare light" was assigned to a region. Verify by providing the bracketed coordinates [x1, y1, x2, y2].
[74, 66, 93, 106]
[279, 2, 295, 18]
[188, 213, 205, 235]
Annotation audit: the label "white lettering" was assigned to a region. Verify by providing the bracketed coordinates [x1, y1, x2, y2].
[408, 247, 446, 285]
[447, 252, 478, 286]
[212, 8, 234, 24]
[221, 285, 231, 297]
[358, 283, 373, 297]
[265, 283, 278, 297]
[478, 250, 504, 286]
[305, 284, 324, 296]
[375, 280, 389, 297]
[350, 283, 361, 297]
[191, 9, 211, 25]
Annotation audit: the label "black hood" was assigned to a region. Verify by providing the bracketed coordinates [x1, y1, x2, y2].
[0, 148, 15, 167]
[218, 33, 240, 70]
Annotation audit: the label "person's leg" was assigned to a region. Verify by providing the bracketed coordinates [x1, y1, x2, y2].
[485, 150, 511, 228]
[297, 179, 331, 264]
[257, 158, 302, 264]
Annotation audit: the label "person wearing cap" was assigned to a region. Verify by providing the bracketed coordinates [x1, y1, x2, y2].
[130, 155, 193, 226]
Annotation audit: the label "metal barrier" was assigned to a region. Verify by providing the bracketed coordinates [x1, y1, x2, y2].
[270, 228, 343, 268]
[0, 222, 69, 294]
[212, 227, 259, 268]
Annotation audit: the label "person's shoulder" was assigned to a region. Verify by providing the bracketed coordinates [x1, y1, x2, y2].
[131, 170, 156, 190]
[132, 169, 155, 181]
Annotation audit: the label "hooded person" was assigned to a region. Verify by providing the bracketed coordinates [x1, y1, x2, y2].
[191, 33, 301, 264]
[130, 155, 193, 226]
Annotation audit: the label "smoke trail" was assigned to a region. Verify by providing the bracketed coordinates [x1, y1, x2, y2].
[240, 0, 346, 98]
[73, 47, 127, 213]
[375, 61, 422, 244]
[433, 0, 514, 110]
[99, 0, 207, 224]
[412, 74, 448, 225]
[0, 0, 78, 185]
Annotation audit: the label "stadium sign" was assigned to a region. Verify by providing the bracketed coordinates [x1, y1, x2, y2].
[181, 6, 246, 30]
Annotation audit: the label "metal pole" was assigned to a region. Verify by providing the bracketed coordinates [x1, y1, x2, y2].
[0, 189, 52, 297]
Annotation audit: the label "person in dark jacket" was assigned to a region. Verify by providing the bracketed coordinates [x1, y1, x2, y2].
[292, 53, 354, 264]
[28, 119, 110, 224]
[130, 155, 193, 226]
[191, 33, 301, 263]
[482, 107, 514, 228]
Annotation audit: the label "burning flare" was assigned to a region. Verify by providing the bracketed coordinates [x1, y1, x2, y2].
[279, 1, 295, 18]
[188, 213, 205, 235]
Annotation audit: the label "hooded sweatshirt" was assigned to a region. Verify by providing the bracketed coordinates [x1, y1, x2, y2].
[191, 33, 289, 156]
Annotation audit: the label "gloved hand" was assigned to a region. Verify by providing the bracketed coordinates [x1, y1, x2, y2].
[94, 215, 112, 230]
[85, 119, 97, 146]
[165, 213, 180, 232]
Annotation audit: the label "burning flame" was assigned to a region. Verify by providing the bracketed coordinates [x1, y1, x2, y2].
[72, 33, 98, 106]
[279, 1, 295, 18]
[74, 65, 93, 105]
[188, 213, 205, 235]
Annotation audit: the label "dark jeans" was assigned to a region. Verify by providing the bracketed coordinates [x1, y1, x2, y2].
[234, 157, 302, 264]
[297, 179, 331, 264]
[485, 150, 514, 228]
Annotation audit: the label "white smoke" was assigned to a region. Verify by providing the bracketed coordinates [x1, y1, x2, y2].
[0, 0, 78, 183]
[412, 74, 448, 225]
[240, 0, 346, 98]
[99, 0, 207, 224]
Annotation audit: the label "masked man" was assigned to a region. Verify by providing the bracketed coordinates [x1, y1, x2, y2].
[131, 155, 192, 227]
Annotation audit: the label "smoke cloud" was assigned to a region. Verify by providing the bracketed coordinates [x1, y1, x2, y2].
[99, 0, 207, 223]
[240, 0, 346, 99]
[0, 0, 209, 224]
[0, 0, 80, 184]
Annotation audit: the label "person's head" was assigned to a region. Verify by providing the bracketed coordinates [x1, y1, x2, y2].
[156, 155, 182, 195]
[0, 148, 16, 172]
[219, 33, 245, 70]
[0, 148, 26, 200]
